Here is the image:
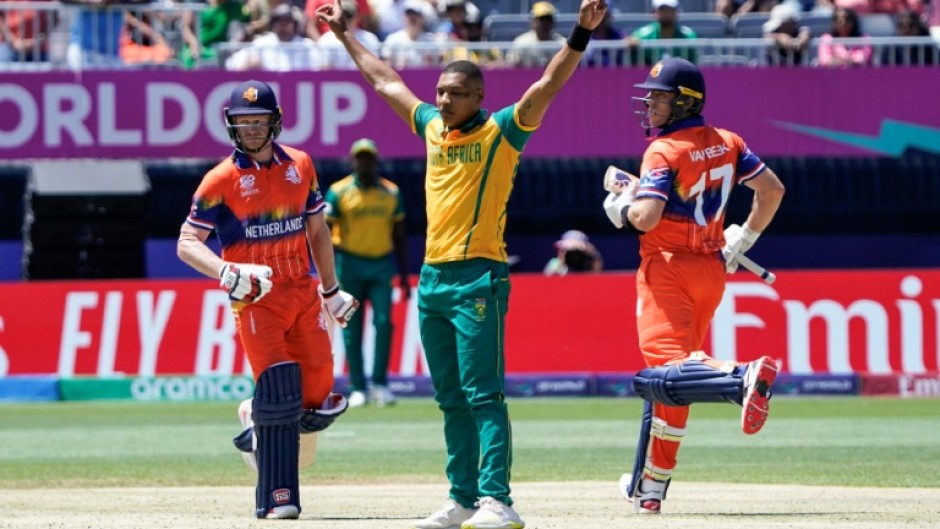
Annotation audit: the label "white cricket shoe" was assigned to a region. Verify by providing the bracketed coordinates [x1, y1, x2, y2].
[264, 505, 299, 519]
[237, 399, 258, 471]
[348, 390, 368, 408]
[412, 499, 477, 529]
[618, 473, 665, 514]
[461, 497, 524, 529]
[370, 385, 397, 407]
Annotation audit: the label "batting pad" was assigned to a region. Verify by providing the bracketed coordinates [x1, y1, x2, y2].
[625, 399, 654, 499]
[253, 362, 303, 518]
[633, 361, 744, 407]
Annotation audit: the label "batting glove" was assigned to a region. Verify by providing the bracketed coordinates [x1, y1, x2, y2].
[318, 284, 360, 328]
[603, 180, 638, 229]
[219, 263, 274, 303]
[721, 223, 761, 273]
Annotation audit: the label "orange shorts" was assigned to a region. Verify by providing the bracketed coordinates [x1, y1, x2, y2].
[635, 251, 726, 473]
[636, 251, 726, 368]
[234, 275, 334, 409]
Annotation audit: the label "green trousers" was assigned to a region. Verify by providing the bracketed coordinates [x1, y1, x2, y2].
[417, 258, 513, 507]
[335, 250, 395, 392]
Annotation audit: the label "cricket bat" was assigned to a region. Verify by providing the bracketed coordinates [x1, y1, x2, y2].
[603, 165, 639, 194]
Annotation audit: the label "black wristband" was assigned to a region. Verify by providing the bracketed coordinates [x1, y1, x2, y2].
[321, 284, 339, 297]
[567, 25, 593, 52]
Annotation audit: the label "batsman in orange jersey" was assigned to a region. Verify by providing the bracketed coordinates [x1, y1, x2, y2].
[177, 80, 360, 520]
[603, 57, 786, 515]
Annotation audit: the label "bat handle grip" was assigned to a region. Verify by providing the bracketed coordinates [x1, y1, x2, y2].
[735, 254, 776, 285]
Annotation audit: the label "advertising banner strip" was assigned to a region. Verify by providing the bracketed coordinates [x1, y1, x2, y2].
[2, 270, 939, 377]
[771, 375, 859, 396]
[4, 69, 939, 160]
[58, 378, 134, 401]
[504, 374, 595, 398]
[0, 375, 58, 402]
[58, 376, 256, 402]
[594, 373, 637, 398]
[861, 373, 940, 398]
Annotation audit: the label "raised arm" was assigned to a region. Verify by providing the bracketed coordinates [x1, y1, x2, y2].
[317, 0, 420, 125]
[516, 0, 607, 128]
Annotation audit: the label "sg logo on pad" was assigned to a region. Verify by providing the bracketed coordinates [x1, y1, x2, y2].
[273, 488, 291, 504]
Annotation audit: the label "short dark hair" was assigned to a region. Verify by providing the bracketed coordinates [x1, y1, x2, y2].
[442, 60, 484, 86]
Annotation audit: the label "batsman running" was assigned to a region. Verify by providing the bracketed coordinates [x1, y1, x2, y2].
[602, 57, 786, 514]
[177, 80, 359, 519]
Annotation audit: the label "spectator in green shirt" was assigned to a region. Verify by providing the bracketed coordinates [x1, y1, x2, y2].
[628, 0, 698, 65]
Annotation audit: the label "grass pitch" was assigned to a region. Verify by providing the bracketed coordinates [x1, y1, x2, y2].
[1, 397, 937, 489]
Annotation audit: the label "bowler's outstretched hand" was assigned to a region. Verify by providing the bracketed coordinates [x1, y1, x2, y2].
[578, 0, 609, 31]
[316, 0, 346, 32]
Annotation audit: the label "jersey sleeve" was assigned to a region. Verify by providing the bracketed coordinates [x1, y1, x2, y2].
[637, 146, 675, 202]
[733, 134, 766, 184]
[186, 170, 226, 232]
[411, 102, 438, 141]
[324, 185, 340, 221]
[492, 104, 538, 153]
[303, 154, 327, 216]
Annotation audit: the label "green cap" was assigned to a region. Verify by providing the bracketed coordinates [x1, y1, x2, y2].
[350, 138, 378, 156]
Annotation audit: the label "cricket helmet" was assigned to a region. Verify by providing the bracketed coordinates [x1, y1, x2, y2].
[224, 80, 283, 152]
[632, 57, 706, 128]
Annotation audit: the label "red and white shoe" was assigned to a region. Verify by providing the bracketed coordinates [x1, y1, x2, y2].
[741, 356, 778, 435]
[618, 473, 664, 515]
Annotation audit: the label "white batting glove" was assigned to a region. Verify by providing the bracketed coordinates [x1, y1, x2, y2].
[603, 180, 638, 229]
[721, 223, 761, 273]
[318, 284, 360, 328]
[219, 263, 274, 303]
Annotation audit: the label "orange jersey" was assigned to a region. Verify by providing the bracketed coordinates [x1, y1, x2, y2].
[186, 144, 325, 280]
[636, 117, 765, 258]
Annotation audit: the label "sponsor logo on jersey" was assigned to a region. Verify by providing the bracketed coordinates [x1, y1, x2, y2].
[285, 164, 301, 184]
[240, 174, 259, 197]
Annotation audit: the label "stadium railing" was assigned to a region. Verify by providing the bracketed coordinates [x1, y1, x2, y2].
[214, 37, 939, 68]
[1, 2, 937, 70]
[0, 1, 206, 70]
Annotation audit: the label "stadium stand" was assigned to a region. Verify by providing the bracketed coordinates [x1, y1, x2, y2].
[611, 13, 656, 34]
[800, 12, 835, 38]
[472, 0, 524, 17]
[677, 12, 730, 37]
[729, 12, 771, 38]
[482, 13, 531, 41]
[859, 14, 896, 38]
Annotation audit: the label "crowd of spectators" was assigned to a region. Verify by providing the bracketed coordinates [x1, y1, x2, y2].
[1, 0, 937, 69]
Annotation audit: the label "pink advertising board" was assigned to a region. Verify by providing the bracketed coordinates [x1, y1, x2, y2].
[1, 68, 938, 160]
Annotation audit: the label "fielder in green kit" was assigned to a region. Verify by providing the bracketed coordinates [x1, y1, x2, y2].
[325, 138, 410, 409]
[316, 1, 608, 527]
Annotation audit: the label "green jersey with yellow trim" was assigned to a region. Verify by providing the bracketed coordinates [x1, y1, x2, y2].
[410, 102, 537, 264]
[324, 174, 404, 258]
